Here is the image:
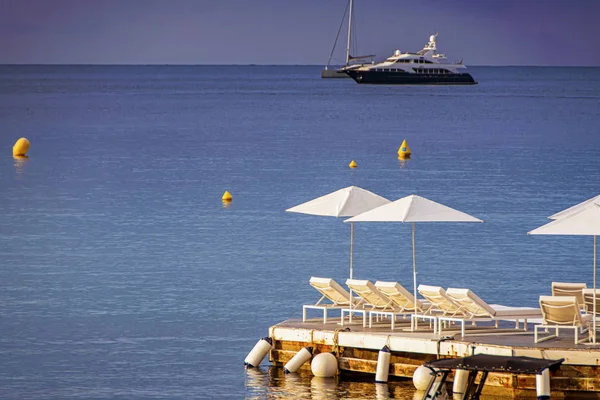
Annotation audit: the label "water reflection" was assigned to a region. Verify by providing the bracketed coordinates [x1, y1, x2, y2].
[245, 367, 419, 399]
[280, 373, 311, 399]
[311, 376, 339, 400]
[13, 155, 29, 177]
[375, 383, 389, 399]
[245, 366, 528, 399]
[244, 367, 269, 399]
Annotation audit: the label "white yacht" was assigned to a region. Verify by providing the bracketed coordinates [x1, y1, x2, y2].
[345, 34, 477, 85]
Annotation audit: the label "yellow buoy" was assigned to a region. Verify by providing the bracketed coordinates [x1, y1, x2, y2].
[222, 191, 232, 202]
[13, 137, 30, 157]
[397, 139, 411, 159]
[349, 160, 357, 168]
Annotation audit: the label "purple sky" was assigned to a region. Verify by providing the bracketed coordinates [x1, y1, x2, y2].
[1, 0, 598, 66]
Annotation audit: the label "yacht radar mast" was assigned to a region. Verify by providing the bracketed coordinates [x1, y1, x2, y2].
[425, 33, 438, 51]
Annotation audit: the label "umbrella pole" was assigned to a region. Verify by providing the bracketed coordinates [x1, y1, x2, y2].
[349, 222, 354, 310]
[594, 235, 597, 343]
[350, 222, 354, 280]
[412, 222, 418, 315]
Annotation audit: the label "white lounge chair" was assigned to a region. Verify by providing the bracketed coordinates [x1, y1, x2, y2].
[552, 282, 587, 310]
[415, 285, 467, 333]
[535, 295, 592, 344]
[445, 288, 542, 337]
[375, 281, 429, 313]
[370, 281, 431, 330]
[342, 279, 394, 327]
[303, 277, 359, 323]
[583, 289, 600, 315]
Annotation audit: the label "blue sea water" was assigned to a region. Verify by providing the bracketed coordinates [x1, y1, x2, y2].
[1, 65, 600, 399]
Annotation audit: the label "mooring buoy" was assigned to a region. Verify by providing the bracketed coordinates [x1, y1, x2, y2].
[398, 139, 411, 159]
[311, 352, 338, 377]
[13, 138, 30, 157]
[412, 365, 434, 390]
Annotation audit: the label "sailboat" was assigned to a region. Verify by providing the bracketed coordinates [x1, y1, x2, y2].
[321, 0, 374, 79]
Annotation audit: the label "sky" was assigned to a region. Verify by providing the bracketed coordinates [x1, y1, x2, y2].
[0, 0, 599, 66]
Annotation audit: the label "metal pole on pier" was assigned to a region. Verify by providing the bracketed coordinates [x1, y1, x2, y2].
[349, 221, 354, 310]
[594, 235, 596, 344]
[412, 222, 418, 315]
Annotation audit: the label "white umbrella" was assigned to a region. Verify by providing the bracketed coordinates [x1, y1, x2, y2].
[345, 194, 483, 313]
[528, 202, 600, 343]
[286, 185, 390, 286]
[549, 194, 600, 220]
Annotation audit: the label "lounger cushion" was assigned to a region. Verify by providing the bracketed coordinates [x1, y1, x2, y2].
[447, 288, 496, 317]
[309, 277, 352, 306]
[489, 304, 542, 318]
[447, 288, 542, 319]
[375, 281, 414, 302]
[551, 282, 587, 305]
[418, 284, 463, 315]
[346, 279, 390, 308]
[375, 280, 428, 312]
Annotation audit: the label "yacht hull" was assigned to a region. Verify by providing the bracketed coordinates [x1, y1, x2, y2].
[321, 68, 351, 79]
[345, 70, 477, 85]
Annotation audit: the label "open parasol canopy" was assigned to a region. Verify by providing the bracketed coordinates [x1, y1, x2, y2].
[529, 202, 600, 343]
[345, 194, 483, 314]
[286, 186, 390, 302]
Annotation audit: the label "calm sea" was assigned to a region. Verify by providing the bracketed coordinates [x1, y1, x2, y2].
[1, 65, 599, 399]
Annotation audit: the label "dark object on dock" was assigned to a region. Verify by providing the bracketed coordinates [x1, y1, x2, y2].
[421, 354, 564, 400]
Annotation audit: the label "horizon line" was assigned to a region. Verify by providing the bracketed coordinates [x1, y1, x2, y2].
[1, 63, 599, 68]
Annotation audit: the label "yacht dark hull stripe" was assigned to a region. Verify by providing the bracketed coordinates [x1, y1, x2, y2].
[345, 70, 477, 85]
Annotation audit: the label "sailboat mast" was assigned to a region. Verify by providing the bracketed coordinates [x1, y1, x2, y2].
[345, 0, 353, 65]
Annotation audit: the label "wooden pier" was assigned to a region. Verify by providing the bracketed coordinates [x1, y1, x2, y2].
[268, 318, 600, 398]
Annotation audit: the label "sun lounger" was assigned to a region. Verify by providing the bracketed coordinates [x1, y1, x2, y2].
[445, 288, 542, 337]
[418, 285, 465, 316]
[368, 281, 431, 329]
[374, 281, 429, 313]
[303, 277, 359, 323]
[535, 295, 592, 344]
[415, 285, 467, 333]
[552, 282, 587, 310]
[583, 289, 600, 315]
[342, 279, 394, 327]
